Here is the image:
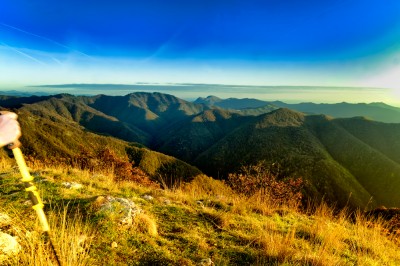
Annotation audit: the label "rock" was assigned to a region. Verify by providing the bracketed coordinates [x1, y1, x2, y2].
[0, 213, 12, 228]
[163, 199, 171, 205]
[197, 201, 205, 208]
[0, 232, 20, 263]
[199, 258, 214, 266]
[142, 195, 154, 201]
[38, 179, 50, 183]
[62, 182, 83, 190]
[96, 196, 142, 225]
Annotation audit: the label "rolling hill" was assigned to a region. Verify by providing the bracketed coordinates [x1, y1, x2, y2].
[192, 109, 400, 208]
[2, 92, 400, 208]
[0, 98, 201, 184]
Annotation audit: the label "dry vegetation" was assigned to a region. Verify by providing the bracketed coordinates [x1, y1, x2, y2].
[0, 159, 399, 265]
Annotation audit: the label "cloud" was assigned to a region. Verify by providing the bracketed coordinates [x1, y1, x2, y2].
[0, 22, 92, 58]
[0, 42, 47, 65]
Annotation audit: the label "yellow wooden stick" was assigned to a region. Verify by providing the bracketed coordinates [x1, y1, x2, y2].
[12, 147, 50, 232]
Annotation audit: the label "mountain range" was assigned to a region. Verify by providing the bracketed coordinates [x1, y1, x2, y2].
[1, 92, 400, 209]
[194, 95, 400, 123]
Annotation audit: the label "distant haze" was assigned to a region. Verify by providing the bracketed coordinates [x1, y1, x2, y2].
[20, 83, 399, 106]
[1, 1, 400, 104]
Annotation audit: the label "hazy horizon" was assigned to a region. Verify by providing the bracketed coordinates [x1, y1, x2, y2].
[1, 83, 399, 107]
[1, 1, 400, 105]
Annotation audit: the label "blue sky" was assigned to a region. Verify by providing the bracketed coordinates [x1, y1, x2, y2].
[1, 0, 400, 104]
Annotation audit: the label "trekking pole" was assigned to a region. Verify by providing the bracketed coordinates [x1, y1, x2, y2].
[9, 141, 62, 266]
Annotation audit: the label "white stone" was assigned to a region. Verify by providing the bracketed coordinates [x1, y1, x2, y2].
[0, 213, 12, 228]
[0, 232, 20, 263]
[97, 196, 142, 225]
[163, 199, 171, 205]
[142, 195, 154, 201]
[197, 201, 205, 208]
[199, 258, 214, 266]
[62, 182, 83, 189]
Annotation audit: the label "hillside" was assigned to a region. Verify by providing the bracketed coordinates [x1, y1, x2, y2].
[193, 109, 400, 208]
[1, 92, 209, 147]
[0, 106, 201, 185]
[195, 95, 400, 123]
[154, 109, 254, 162]
[193, 109, 372, 208]
[275, 102, 400, 123]
[1, 91, 400, 264]
[194, 95, 269, 109]
[2, 92, 400, 208]
[1, 164, 399, 265]
[84, 92, 208, 137]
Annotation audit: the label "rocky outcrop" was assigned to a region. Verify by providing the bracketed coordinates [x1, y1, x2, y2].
[0, 213, 20, 263]
[94, 196, 142, 225]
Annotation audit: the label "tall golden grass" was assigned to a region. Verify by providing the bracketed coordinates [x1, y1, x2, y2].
[2, 206, 93, 266]
[1, 162, 399, 265]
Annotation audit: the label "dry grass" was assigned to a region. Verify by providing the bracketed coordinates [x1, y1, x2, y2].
[1, 165, 400, 265]
[2, 206, 93, 266]
[134, 213, 158, 237]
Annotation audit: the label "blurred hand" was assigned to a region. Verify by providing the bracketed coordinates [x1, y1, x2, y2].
[0, 111, 21, 148]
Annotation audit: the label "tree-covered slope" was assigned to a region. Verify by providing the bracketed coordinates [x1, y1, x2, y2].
[0, 107, 201, 183]
[191, 109, 400, 208]
[334, 117, 400, 164]
[85, 92, 208, 134]
[155, 109, 254, 162]
[274, 102, 400, 123]
[308, 116, 400, 207]
[3, 92, 400, 208]
[194, 109, 374, 208]
[194, 95, 400, 123]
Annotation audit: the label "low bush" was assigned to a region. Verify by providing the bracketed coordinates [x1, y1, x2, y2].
[227, 162, 304, 207]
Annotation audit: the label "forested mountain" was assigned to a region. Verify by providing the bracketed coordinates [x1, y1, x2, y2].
[0, 94, 201, 183]
[2, 92, 400, 208]
[195, 95, 400, 123]
[193, 109, 400, 208]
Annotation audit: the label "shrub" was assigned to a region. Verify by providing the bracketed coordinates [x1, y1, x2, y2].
[73, 146, 158, 187]
[226, 162, 304, 207]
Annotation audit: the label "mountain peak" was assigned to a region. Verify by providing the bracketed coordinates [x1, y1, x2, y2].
[193, 95, 223, 105]
[256, 108, 305, 128]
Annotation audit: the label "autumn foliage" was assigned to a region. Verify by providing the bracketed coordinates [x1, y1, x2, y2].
[74, 146, 158, 187]
[227, 162, 304, 207]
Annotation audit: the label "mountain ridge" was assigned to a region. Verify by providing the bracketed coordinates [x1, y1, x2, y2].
[2, 92, 400, 208]
[195, 95, 400, 123]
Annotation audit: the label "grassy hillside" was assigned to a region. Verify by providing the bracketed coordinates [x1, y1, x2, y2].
[1, 163, 399, 265]
[1, 93, 400, 264]
[2, 92, 400, 208]
[0, 108, 201, 185]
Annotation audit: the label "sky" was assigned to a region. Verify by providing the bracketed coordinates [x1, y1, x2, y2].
[1, 0, 400, 104]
